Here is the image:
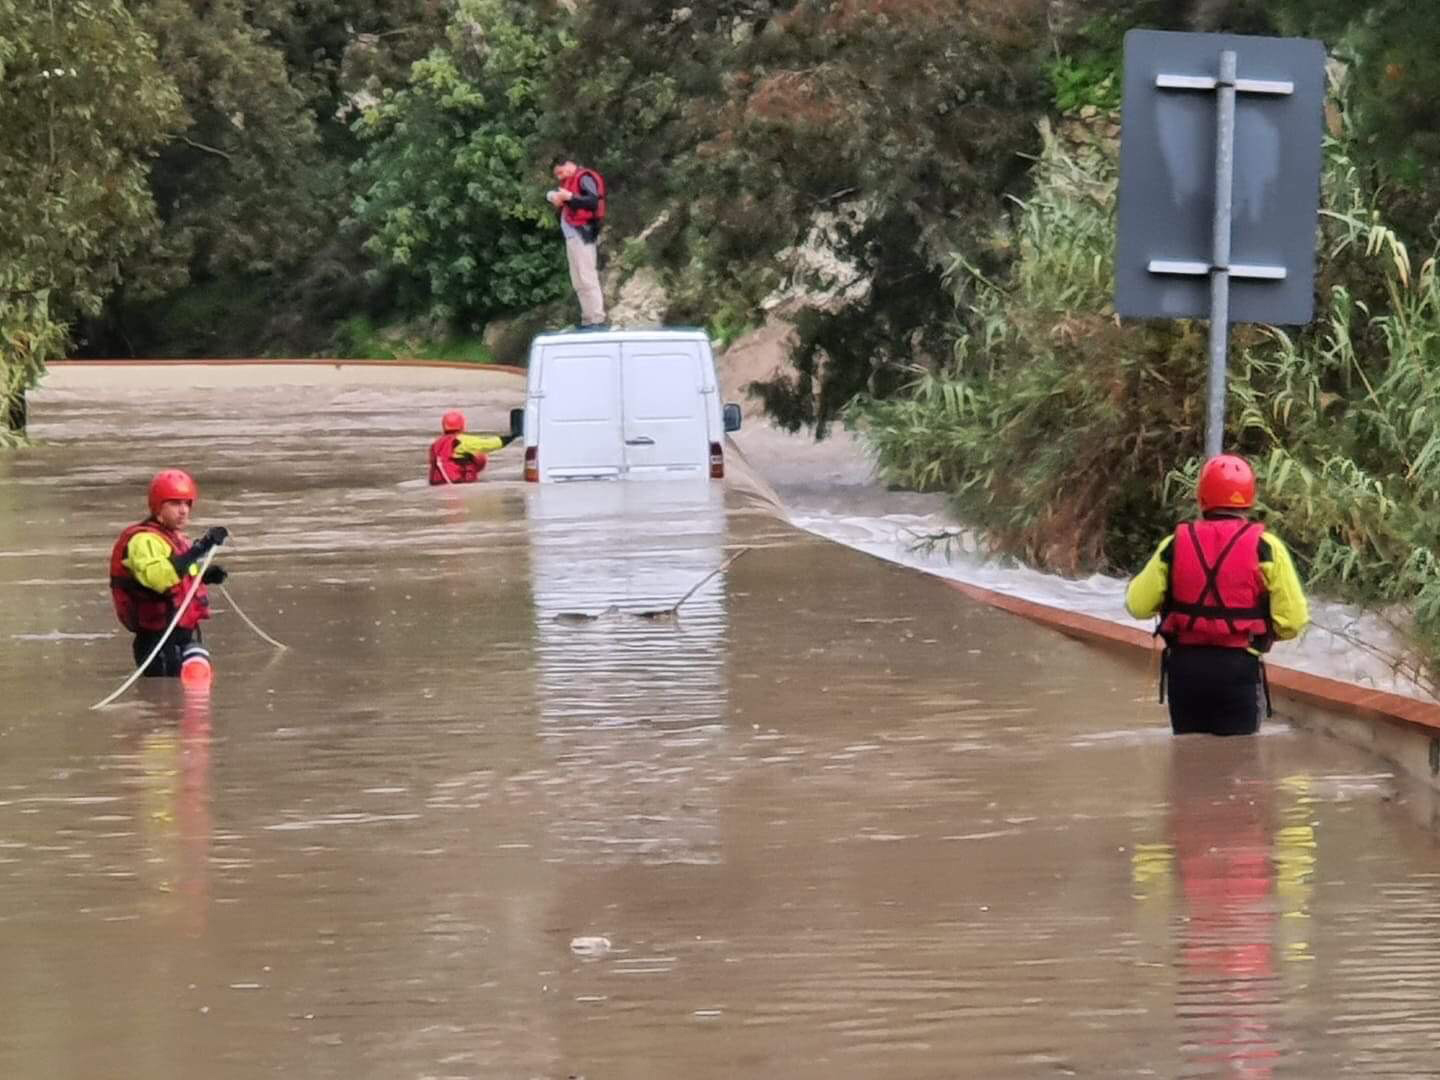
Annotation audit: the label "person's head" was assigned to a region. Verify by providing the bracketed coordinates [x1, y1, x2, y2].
[550, 154, 578, 182]
[441, 410, 466, 434]
[149, 469, 197, 529]
[1196, 454, 1256, 516]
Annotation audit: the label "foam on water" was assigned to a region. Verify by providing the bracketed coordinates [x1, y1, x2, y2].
[787, 506, 1437, 703]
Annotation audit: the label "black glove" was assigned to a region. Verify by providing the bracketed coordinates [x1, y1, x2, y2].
[170, 526, 230, 574]
[201, 565, 228, 586]
[189, 525, 229, 558]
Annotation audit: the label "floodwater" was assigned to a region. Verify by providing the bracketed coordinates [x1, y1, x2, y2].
[2, 365, 1440, 1078]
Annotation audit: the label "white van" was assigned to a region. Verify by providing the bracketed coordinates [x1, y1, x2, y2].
[515, 328, 742, 483]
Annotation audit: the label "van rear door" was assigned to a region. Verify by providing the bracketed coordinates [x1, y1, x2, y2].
[536, 340, 623, 480]
[620, 341, 709, 478]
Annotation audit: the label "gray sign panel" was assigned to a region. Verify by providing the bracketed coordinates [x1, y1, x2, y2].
[1116, 30, 1325, 324]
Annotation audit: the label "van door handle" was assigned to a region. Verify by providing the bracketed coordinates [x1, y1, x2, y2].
[625, 436, 655, 446]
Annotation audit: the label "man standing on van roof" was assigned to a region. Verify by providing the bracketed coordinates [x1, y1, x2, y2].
[547, 155, 607, 331]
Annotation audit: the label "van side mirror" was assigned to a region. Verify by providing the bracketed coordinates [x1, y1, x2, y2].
[722, 403, 742, 433]
[509, 407, 524, 438]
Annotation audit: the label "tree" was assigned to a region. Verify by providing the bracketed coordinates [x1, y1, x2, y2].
[129, 0, 331, 287]
[349, 0, 571, 322]
[74, 0, 453, 359]
[728, 0, 1052, 429]
[1294, 1, 1440, 230]
[0, 0, 180, 440]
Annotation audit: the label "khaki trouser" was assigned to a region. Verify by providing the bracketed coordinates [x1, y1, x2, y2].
[564, 234, 606, 325]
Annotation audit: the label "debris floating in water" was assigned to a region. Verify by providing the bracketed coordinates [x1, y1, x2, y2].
[569, 936, 612, 957]
[553, 547, 752, 623]
[554, 605, 621, 624]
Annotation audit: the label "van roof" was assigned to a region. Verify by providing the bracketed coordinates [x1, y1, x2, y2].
[532, 327, 712, 345]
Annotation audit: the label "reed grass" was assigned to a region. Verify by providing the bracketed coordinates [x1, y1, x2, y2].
[851, 122, 1440, 674]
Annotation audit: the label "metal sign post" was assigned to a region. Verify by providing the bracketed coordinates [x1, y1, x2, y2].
[1116, 31, 1325, 457]
[1208, 50, 1237, 458]
[1148, 51, 1295, 455]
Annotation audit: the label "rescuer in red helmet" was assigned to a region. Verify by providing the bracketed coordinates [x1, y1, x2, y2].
[1125, 454, 1308, 735]
[427, 410, 517, 485]
[108, 469, 230, 677]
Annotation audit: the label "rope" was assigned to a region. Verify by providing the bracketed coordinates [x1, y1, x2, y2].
[219, 583, 288, 651]
[91, 547, 216, 710]
[670, 547, 752, 615]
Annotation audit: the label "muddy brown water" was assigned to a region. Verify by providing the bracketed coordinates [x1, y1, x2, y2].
[2, 365, 1440, 1078]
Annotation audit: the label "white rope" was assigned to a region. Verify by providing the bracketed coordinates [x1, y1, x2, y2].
[219, 583, 288, 651]
[91, 547, 217, 710]
[669, 547, 752, 615]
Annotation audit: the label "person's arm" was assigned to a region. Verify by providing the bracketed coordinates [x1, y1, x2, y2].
[125, 528, 227, 592]
[1259, 532, 1309, 640]
[1125, 536, 1174, 619]
[125, 532, 184, 592]
[565, 174, 600, 212]
[453, 433, 514, 458]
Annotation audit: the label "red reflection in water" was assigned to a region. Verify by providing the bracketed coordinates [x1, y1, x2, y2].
[176, 687, 213, 936]
[1170, 739, 1280, 1079]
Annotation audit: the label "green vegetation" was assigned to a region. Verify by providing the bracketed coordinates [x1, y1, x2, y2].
[349, 0, 570, 323]
[852, 119, 1440, 672]
[334, 316, 495, 364]
[851, 122, 1178, 574]
[1, 0, 181, 441]
[1229, 202, 1440, 664]
[1047, 56, 1121, 114]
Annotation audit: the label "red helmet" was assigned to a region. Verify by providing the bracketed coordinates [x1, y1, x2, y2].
[1196, 454, 1255, 511]
[149, 469, 198, 514]
[441, 410, 466, 434]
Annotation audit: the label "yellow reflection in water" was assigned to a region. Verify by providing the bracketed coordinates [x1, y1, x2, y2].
[1274, 774, 1317, 964]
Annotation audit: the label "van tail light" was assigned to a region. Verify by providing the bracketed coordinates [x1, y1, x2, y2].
[709, 441, 724, 479]
[524, 445, 539, 483]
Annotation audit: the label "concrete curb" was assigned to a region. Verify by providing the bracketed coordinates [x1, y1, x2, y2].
[945, 578, 1440, 790]
[51, 358, 530, 378]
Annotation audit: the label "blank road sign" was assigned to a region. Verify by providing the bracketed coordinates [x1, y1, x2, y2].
[1116, 30, 1326, 325]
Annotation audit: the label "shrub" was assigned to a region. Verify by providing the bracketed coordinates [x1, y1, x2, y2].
[852, 117, 1440, 678]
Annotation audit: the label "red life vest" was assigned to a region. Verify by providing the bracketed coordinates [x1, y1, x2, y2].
[109, 521, 211, 633]
[428, 435, 483, 485]
[1159, 519, 1271, 648]
[560, 167, 606, 229]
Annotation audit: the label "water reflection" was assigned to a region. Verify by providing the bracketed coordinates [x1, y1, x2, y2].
[134, 689, 213, 937]
[528, 482, 732, 865]
[6, 367, 1440, 1077]
[1168, 739, 1281, 1077]
[1131, 740, 1324, 1078]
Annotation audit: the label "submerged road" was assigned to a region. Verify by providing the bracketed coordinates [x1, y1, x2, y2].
[0, 365, 1438, 1078]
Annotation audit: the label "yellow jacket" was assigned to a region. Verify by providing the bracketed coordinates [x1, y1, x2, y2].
[1126, 523, 1309, 642]
[125, 531, 199, 593]
[452, 433, 506, 459]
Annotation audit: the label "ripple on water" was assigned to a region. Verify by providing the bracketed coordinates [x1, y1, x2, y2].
[2, 369, 1439, 1079]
